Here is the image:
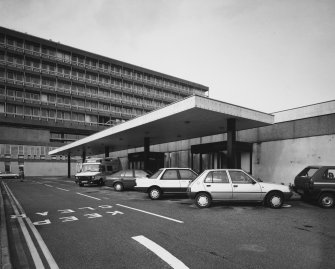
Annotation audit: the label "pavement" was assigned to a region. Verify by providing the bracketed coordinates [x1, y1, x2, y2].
[0, 181, 11, 269]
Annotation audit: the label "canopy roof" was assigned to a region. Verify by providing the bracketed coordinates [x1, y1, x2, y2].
[49, 95, 274, 156]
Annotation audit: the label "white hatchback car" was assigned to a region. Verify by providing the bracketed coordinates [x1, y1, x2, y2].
[187, 169, 292, 209]
[135, 168, 198, 200]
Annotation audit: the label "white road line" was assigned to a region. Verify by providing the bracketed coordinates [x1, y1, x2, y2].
[56, 187, 69, 192]
[44, 184, 53, 187]
[3, 183, 59, 269]
[116, 204, 183, 224]
[76, 192, 101, 200]
[132, 235, 189, 269]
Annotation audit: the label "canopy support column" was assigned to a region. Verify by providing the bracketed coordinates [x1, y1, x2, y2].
[82, 150, 86, 163]
[227, 118, 237, 169]
[144, 137, 150, 171]
[67, 152, 71, 178]
[105, 146, 109, 157]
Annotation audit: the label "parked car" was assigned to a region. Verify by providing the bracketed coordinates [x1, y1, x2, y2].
[187, 169, 292, 209]
[0, 171, 19, 179]
[293, 165, 335, 208]
[135, 168, 198, 199]
[106, 169, 150, 191]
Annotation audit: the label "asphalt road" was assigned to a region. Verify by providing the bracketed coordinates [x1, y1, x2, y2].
[1, 177, 335, 269]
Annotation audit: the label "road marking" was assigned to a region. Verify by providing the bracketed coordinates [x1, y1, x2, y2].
[3, 183, 59, 269]
[76, 192, 101, 200]
[116, 204, 183, 223]
[132, 235, 189, 269]
[44, 184, 53, 187]
[56, 187, 69, 192]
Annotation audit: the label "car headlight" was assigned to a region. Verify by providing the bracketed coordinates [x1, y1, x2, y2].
[91, 176, 95, 180]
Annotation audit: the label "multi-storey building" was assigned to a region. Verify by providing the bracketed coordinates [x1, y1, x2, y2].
[0, 26, 208, 175]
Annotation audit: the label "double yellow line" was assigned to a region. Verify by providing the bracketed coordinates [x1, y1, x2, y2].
[2, 182, 59, 269]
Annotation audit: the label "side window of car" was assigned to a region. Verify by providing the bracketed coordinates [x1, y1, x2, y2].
[161, 170, 178, 180]
[205, 171, 229, 183]
[179, 170, 197, 180]
[106, 165, 114, 172]
[323, 169, 335, 180]
[229, 171, 253, 184]
[124, 170, 133, 177]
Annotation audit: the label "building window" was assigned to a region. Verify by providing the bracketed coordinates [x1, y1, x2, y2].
[6, 104, 15, 113]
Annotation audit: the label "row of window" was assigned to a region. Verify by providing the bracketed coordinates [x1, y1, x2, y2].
[0, 103, 143, 121]
[0, 144, 57, 158]
[0, 68, 181, 101]
[0, 34, 206, 95]
[0, 87, 162, 111]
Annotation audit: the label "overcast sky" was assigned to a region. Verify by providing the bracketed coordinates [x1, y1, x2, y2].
[0, 0, 334, 113]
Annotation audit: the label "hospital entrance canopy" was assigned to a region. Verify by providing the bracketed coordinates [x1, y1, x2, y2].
[49, 95, 274, 158]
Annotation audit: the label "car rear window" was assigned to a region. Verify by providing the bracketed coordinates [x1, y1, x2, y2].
[179, 169, 197, 180]
[112, 170, 124, 177]
[297, 167, 319, 178]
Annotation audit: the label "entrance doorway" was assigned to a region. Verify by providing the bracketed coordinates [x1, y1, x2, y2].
[191, 141, 253, 173]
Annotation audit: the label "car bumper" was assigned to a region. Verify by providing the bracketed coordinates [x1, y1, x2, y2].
[134, 187, 148, 192]
[78, 179, 101, 185]
[187, 191, 197, 199]
[283, 191, 293, 201]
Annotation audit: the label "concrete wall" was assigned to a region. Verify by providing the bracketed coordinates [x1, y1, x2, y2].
[7, 161, 77, 177]
[252, 135, 335, 185]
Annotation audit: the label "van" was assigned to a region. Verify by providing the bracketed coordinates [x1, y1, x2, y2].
[75, 157, 122, 187]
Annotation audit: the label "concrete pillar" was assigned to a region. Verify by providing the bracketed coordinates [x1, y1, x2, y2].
[105, 146, 109, 158]
[144, 137, 150, 171]
[82, 150, 86, 163]
[67, 152, 71, 178]
[227, 118, 236, 168]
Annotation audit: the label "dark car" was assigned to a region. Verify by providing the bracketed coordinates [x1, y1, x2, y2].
[293, 166, 335, 208]
[0, 171, 19, 179]
[106, 169, 150, 191]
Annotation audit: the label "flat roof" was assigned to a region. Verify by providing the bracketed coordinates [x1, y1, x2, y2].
[49, 95, 274, 156]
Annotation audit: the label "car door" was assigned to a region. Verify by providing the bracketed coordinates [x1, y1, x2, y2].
[228, 170, 262, 201]
[123, 170, 136, 188]
[203, 170, 233, 200]
[159, 169, 181, 193]
[178, 169, 198, 192]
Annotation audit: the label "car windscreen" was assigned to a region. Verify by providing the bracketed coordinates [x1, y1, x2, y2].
[82, 164, 100, 172]
[297, 167, 319, 178]
[149, 169, 163, 179]
[135, 170, 148, 178]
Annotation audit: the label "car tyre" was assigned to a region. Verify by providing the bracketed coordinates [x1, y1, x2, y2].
[266, 192, 283, 209]
[318, 193, 335, 208]
[149, 187, 161, 200]
[79, 183, 84, 187]
[114, 182, 124, 192]
[195, 193, 211, 208]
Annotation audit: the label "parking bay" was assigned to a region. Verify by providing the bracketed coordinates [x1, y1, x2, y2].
[3, 177, 335, 269]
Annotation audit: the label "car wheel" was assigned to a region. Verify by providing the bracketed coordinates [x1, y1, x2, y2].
[79, 183, 84, 187]
[149, 187, 161, 200]
[266, 192, 284, 209]
[318, 193, 335, 208]
[114, 182, 124, 192]
[195, 193, 211, 208]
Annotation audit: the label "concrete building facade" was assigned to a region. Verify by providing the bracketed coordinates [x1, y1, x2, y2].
[109, 100, 335, 185]
[0, 26, 208, 175]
